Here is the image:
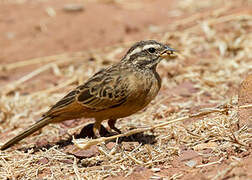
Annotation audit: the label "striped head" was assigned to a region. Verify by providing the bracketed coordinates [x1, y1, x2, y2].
[122, 40, 176, 69]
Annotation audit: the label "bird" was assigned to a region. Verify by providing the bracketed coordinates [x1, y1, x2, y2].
[1, 40, 176, 150]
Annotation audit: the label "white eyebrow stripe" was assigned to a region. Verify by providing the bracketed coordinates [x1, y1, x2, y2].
[126, 47, 142, 59]
[142, 44, 160, 50]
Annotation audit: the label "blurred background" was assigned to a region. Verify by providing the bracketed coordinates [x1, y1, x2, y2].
[1, 0, 250, 60]
[0, 0, 251, 179]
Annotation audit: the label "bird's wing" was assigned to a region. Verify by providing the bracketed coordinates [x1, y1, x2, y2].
[46, 66, 131, 114]
[76, 67, 130, 110]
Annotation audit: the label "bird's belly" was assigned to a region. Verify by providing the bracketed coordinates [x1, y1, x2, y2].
[87, 100, 145, 120]
[92, 80, 160, 120]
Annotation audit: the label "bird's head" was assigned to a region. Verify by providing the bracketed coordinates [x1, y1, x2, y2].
[122, 40, 176, 69]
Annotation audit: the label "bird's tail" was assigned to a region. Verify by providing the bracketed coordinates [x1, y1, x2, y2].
[1, 116, 52, 150]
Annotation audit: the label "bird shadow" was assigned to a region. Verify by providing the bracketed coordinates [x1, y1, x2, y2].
[76, 123, 157, 145]
[22, 123, 156, 153]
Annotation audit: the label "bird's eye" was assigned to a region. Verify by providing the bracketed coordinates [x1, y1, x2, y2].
[148, 47, 156, 53]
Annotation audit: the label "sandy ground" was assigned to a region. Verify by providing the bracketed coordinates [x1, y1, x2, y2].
[0, 0, 251, 179]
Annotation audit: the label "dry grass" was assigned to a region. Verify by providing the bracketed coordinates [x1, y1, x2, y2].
[0, 0, 252, 179]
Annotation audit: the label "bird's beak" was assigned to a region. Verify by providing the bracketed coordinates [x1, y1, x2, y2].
[160, 46, 177, 58]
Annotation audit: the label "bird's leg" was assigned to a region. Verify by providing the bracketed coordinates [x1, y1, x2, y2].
[93, 120, 102, 138]
[93, 119, 110, 153]
[108, 119, 121, 134]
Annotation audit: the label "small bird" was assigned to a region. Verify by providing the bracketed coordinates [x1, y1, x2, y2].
[1, 40, 175, 150]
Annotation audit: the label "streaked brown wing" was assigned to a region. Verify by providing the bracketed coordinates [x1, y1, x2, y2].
[45, 65, 130, 115]
[76, 68, 129, 110]
[49, 90, 78, 110]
